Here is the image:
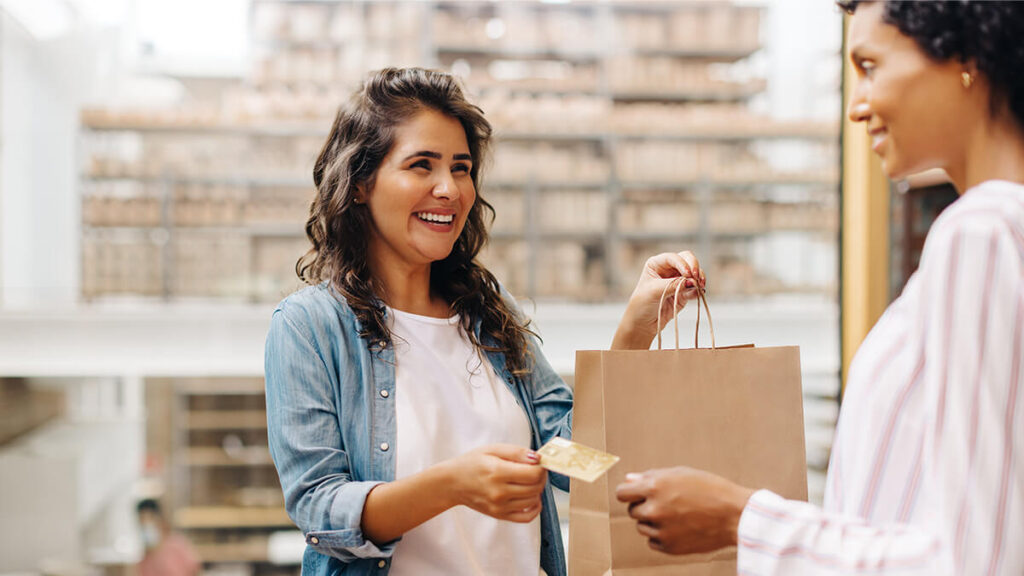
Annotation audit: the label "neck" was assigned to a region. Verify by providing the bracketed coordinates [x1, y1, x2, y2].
[368, 249, 445, 317]
[950, 114, 1024, 193]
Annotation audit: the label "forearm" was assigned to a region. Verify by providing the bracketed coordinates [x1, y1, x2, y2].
[611, 326, 655, 350]
[611, 307, 656, 350]
[360, 461, 459, 545]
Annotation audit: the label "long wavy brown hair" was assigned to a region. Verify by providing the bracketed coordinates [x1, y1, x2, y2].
[297, 67, 535, 374]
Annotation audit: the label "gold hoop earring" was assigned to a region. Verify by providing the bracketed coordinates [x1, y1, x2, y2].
[961, 71, 974, 89]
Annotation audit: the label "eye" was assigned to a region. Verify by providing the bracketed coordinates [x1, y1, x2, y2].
[452, 163, 471, 174]
[410, 159, 431, 171]
[859, 59, 876, 78]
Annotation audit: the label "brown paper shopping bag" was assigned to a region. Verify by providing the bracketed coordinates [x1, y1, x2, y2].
[569, 284, 807, 576]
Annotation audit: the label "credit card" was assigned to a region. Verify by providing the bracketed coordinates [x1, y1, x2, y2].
[537, 437, 620, 483]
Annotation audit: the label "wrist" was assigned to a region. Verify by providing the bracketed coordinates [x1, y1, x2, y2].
[725, 485, 755, 546]
[432, 459, 463, 509]
[613, 306, 656, 350]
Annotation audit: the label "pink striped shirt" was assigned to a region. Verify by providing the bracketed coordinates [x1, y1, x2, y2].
[737, 180, 1024, 576]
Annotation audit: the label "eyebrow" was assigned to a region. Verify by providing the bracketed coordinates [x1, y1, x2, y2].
[403, 151, 473, 162]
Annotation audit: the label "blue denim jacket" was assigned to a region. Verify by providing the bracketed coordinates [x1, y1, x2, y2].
[265, 284, 573, 576]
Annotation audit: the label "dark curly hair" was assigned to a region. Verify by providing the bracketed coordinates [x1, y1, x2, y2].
[838, 1, 1024, 132]
[297, 67, 536, 374]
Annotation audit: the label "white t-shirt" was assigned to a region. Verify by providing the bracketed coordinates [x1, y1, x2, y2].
[386, 307, 542, 576]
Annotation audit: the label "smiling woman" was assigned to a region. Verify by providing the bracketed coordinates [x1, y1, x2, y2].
[296, 68, 531, 373]
[264, 67, 573, 576]
[843, 0, 1024, 189]
[613, 2, 1024, 575]
[355, 109, 479, 310]
[263, 67, 704, 576]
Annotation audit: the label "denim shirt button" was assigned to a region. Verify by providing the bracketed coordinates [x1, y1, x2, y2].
[380, 389, 389, 398]
[380, 442, 390, 451]
[309, 536, 319, 545]
[377, 560, 386, 568]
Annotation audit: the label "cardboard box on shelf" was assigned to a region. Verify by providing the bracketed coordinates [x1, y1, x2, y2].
[619, 201, 699, 234]
[484, 188, 525, 233]
[477, 240, 528, 296]
[82, 234, 164, 298]
[539, 190, 608, 233]
[252, 236, 309, 303]
[171, 232, 251, 299]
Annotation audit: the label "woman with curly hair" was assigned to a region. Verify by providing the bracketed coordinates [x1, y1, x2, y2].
[264, 67, 703, 576]
[615, 2, 1024, 574]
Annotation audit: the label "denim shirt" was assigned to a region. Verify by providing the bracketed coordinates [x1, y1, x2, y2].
[264, 284, 573, 576]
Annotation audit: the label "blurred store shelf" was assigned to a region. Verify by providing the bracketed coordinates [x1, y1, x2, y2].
[175, 506, 293, 529]
[76, 0, 840, 304]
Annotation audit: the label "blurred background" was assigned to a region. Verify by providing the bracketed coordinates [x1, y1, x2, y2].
[0, 1, 951, 575]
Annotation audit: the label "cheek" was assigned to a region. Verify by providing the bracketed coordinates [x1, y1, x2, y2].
[456, 182, 476, 215]
[894, 83, 963, 154]
[369, 177, 421, 227]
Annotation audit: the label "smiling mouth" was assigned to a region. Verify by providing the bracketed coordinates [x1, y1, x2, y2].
[870, 129, 888, 151]
[872, 130, 888, 151]
[416, 212, 454, 224]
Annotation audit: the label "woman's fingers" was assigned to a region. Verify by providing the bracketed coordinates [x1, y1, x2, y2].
[647, 251, 701, 282]
[484, 443, 541, 465]
[503, 499, 543, 522]
[497, 460, 548, 486]
[504, 494, 542, 508]
[496, 480, 547, 500]
[636, 521, 660, 539]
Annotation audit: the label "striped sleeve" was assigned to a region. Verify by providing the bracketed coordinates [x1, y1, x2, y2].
[737, 202, 1024, 576]
[737, 490, 949, 575]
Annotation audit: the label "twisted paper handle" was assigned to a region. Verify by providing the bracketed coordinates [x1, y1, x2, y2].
[655, 277, 716, 351]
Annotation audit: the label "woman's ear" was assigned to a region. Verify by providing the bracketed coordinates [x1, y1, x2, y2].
[353, 184, 367, 205]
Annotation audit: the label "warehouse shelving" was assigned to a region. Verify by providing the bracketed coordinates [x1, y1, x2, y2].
[166, 376, 296, 569]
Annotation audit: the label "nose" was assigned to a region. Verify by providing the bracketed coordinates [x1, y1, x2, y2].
[433, 171, 460, 201]
[847, 80, 871, 124]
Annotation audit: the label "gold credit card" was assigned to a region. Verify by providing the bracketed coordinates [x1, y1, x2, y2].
[537, 437, 620, 483]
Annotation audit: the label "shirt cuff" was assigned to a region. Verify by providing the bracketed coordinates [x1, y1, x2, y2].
[305, 480, 398, 561]
[737, 489, 789, 558]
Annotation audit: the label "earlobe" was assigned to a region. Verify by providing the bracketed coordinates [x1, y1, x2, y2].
[960, 60, 981, 90]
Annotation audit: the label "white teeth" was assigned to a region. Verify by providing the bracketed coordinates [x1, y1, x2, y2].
[872, 133, 886, 148]
[418, 212, 454, 224]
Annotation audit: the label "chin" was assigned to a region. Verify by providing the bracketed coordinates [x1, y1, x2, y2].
[421, 246, 457, 263]
[882, 151, 944, 182]
[880, 158, 923, 182]
[882, 161, 907, 181]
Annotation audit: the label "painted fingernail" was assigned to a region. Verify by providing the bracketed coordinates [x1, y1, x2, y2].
[626, 473, 643, 482]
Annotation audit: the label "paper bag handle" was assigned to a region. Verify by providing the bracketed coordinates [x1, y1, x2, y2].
[656, 277, 716, 350]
